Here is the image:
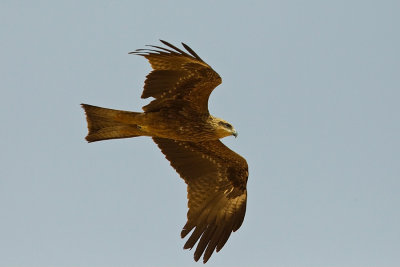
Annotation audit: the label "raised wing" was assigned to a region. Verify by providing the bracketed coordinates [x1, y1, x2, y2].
[129, 40, 222, 114]
[153, 138, 248, 263]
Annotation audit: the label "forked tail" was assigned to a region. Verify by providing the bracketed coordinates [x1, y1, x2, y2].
[81, 104, 146, 142]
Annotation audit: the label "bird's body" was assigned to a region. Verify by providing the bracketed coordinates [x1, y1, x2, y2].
[81, 40, 248, 263]
[82, 103, 234, 142]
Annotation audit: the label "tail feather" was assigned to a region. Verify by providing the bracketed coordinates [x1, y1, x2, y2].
[81, 104, 146, 142]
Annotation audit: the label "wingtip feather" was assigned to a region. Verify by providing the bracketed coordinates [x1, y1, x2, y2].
[181, 42, 203, 61]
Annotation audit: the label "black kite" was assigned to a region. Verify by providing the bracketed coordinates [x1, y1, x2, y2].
[81, 40, 249, 263]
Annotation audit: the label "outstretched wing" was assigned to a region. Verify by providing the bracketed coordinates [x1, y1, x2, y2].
[130, 40, 222, 114]
[153, 138, 248, 263]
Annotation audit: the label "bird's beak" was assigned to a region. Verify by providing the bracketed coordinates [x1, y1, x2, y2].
[232, 129, 238, 138]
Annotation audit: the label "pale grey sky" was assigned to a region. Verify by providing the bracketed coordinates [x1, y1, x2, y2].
[1, 0, 399, 266]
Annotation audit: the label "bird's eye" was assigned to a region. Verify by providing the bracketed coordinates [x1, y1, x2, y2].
[219, 121, 232, 129]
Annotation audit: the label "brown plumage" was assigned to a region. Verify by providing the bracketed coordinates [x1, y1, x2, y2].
[81, 40, 248, 263]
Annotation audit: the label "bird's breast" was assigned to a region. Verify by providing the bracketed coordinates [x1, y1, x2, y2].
[142, 111, 218, 141]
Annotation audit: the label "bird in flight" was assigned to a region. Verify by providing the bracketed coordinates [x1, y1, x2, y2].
[81, 40, 249, 263]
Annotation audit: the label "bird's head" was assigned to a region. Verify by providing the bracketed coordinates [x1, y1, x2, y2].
[212, 117, 238, 138]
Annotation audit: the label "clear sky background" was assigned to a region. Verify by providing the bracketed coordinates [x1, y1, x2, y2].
[1, 1, 399, 266]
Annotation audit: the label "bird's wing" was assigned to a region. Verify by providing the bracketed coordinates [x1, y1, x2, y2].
[130, 40, 222, 114]
[153, 138, 248, 263]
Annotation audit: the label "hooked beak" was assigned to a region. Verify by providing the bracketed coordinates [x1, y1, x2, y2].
[232, 129, 238, 138]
